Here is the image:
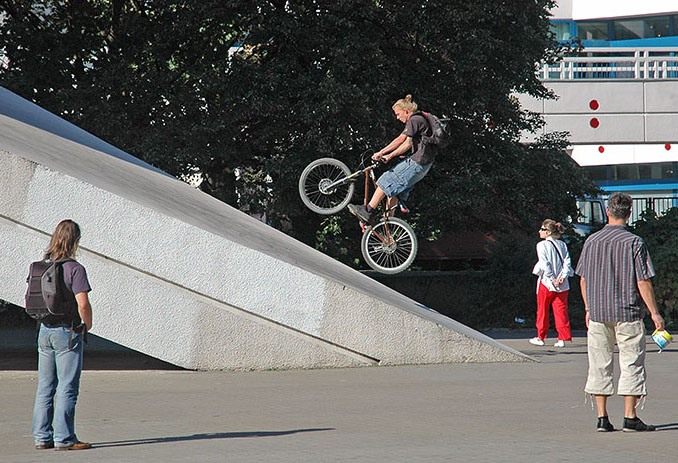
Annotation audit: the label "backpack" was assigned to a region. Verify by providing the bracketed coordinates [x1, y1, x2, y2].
[417, 111, 451, 148]
[25, 259, 78, 324]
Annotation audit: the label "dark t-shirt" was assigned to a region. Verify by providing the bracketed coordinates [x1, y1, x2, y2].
[403, 113, 437, 165]
[62, 260, 91, 325]
[62, 261, 92, 295]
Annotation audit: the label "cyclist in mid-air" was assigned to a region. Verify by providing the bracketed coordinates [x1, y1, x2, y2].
[348, 94, 437, 224]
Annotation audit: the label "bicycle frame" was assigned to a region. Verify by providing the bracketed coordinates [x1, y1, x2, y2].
[320, 162, 380, 193]
[355, 162, 402, 247]
[304, 156, 400, 245]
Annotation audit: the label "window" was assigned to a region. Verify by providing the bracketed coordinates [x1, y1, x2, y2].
[615, 165, 640, 180]
[576, 200, 605, 226]
[591, 201, 605, 225]
[640, 164, 675, 179]
[584, 162, 677, 182]
[584, 166, 607, 181]
[614, 16, 671, 40]
[661, 163, 676, 178]
[577, 22, 609, 40]
[550, 21, 572, 41]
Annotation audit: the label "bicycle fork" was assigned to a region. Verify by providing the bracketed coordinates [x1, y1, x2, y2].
[360, 207, 397, 246]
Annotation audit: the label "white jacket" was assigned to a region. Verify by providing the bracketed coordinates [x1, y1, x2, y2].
[532, 237, 574, 293]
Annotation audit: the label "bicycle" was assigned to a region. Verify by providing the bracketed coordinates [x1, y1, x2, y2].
[298, 152, 418, 274]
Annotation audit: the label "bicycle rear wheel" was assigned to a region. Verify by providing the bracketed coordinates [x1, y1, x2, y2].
[299, 158, 355, 215]
[361, 217, 418, 274]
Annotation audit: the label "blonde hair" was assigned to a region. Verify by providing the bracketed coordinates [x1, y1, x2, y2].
[392, 94, 418, 113]
[45, 220, 81, 261]
[541, 219, 565, 238]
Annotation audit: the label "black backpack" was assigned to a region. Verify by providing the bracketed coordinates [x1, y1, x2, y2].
[25, 259, 78, 324]
[417, 111, 451, 148]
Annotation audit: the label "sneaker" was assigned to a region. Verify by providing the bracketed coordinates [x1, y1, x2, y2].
[347, 204, 378, 225]
[398, 200, 410, 214]
[554, 340, 565, 348]
[596, 416, 614, 432]
[528, 337, 545, 346]
[55, 442, 92, 451]
[622, 417, 656, 432]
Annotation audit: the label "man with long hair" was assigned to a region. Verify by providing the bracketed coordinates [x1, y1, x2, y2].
[32, 220, 93, 451]
[348, 94, 436, 224]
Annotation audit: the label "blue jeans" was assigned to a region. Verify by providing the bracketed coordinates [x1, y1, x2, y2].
[32, 324, 84, 447]
[376, 157, 431, 201]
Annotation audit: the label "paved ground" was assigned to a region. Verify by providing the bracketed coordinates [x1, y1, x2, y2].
[1, 329, 676, 463]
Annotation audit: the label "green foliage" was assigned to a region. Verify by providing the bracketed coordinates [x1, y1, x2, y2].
[479, 232, 539, 328]
[315, 214, 360, 268]
[0, 0, 597, 264]
[632, 208, 678, 329]
[469, 229, 587, 330]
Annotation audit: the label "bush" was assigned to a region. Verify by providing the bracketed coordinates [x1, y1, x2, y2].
[371, 230, 588, 332]
[483, 230, 586, 330]
[632, 208, 678, 330]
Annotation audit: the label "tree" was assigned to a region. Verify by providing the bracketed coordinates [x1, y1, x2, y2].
[0, 0, 598, 266]
[632, 208, 678, 330]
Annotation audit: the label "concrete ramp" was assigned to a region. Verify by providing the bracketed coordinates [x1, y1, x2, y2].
[0, 87, 531, 369]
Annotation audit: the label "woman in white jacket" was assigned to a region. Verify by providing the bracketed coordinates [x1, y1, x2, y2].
[529, 219, 574, 347]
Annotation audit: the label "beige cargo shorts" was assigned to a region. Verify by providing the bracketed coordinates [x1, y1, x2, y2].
[584, 320, 647, 396]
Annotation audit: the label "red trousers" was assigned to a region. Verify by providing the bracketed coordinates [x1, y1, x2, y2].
[536, 282, 572, 341]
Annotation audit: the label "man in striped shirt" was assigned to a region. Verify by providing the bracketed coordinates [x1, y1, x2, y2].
[576, 192, 665, 433]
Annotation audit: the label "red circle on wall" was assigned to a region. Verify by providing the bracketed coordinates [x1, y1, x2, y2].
[590, 118, 600, 128]
[665, 144, 671, 150]
[598, 146, 605, 153]
[589, 100, 600, 110]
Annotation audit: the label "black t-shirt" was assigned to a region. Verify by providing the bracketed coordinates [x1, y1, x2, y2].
[403, 113, 437, 165]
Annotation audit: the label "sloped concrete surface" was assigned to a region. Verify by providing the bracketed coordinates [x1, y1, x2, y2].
[0, 86, 531, 369]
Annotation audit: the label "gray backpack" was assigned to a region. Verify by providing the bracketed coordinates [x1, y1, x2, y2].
[24, 259, 77, 324]
[417, 111, 451, 148]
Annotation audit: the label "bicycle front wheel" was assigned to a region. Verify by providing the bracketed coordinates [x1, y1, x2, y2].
[299, 158, 355, 215]
[361, 217, 418, 274]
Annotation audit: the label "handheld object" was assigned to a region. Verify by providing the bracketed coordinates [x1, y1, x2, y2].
[651, 329, 672, 352]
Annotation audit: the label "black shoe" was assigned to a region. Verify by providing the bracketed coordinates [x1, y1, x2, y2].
[596, 416, 614, 432]
[347, 204, 378, 225]
[622, 417, 655, 432]
[35, 441, 54, 450]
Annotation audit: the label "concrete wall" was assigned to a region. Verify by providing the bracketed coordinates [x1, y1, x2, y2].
[0, 87, 531, 370]
[519, 81, 678, 144]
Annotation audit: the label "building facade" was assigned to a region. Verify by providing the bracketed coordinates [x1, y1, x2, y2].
[544, 1, 678, 222]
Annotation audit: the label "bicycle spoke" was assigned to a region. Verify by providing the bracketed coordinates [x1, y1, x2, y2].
[299, 158, 355, 215]
[362, 218, 417, 273]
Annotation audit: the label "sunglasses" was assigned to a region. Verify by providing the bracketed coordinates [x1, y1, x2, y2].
[539, 227, 548, 231]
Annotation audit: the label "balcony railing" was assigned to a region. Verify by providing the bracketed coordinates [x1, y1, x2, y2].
[540, 48, 678, 80]
[630, 197, 678, 224]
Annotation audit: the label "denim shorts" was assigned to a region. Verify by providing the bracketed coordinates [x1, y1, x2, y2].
[376, 158, 431, 201]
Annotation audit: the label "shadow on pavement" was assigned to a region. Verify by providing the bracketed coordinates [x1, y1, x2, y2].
[656, 423, 678, 431]
[92, 428, 335, 448]
[1, 329, 183, 371]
